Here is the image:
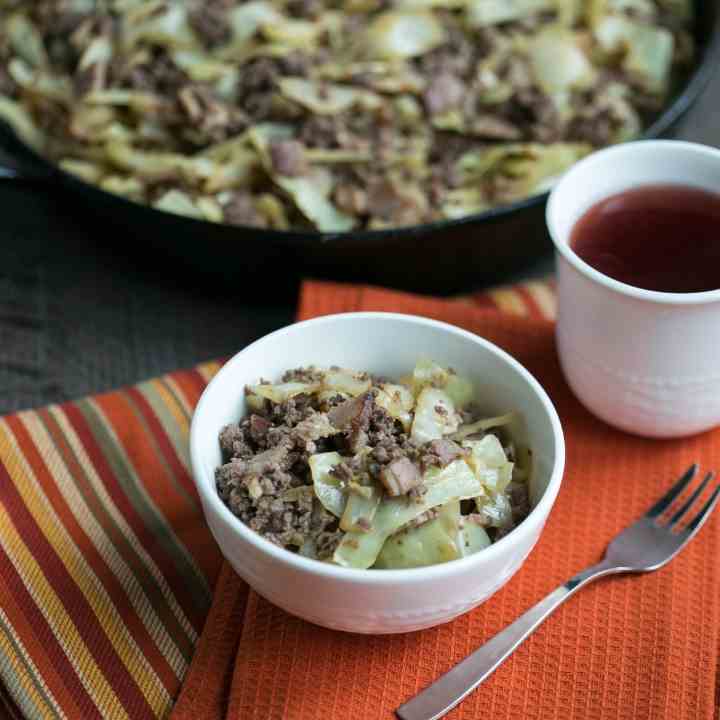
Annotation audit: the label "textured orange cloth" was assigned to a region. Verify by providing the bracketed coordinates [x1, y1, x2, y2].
[172, 281, 720, 720]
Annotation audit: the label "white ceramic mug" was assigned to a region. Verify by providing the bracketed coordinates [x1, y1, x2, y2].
[547, 140, 720, 438]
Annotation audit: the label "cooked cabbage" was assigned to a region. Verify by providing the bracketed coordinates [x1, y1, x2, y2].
[450, 411, 515, 441]
[248, 381, 320, 403]
[340, 483, 382, 532]
[309, 452, 347, 518]
[528, 28, 595, 96]
[279, 78, 381, 115]
[410, 387, 461, 443]
[362, 11, 447, 59]
[466, 0, 553, 27]
[375, 501, 462, 569]
[333, 459, 482, 568]
[476, 492, 513, 528]
[0, 96, 44, 150]
[322, 369, 372, 396]
[274, 171, 357, 232]
[463, 434, 514, 493]
[375, 383, 415, 431]
[409, 358, 474, 407]
[459, 520, 492, 556]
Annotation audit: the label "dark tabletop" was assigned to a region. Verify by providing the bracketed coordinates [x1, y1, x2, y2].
[1, 71, 719, 415]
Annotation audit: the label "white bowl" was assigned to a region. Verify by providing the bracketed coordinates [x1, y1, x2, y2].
[190, 313, 565, 634]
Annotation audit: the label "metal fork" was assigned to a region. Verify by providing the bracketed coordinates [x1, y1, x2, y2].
[397, 464, 719, 720]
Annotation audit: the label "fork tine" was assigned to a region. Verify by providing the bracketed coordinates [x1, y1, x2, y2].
[666, 472, 714, 528]
[684, 484, 720, 535]
[646, 464, 698, 518]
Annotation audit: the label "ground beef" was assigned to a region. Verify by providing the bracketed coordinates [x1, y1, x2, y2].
[74, 61, 107, 96]
[219, 422, 254, 460]
[568, 112, 615, 146]
[507, 481, 530, 522]
[269, 140, 308, 177]
[286, 0, 324, 19]
[122, 52, 189, 96]
[366, 179, 426, 226]
[222, 192, 268, 228]
[225, 466, 313, 547]
[333, 184, 368, 216]
[281, 367, 321, 383]
[0, 61, 16, 98]
[298, 115, 345, 149]
[499, 86, 561, 143]
[248, 414, 271, 445]
[415, 26, 481, 79]
[421, 439, 464, 469]
[267, 394, 317, 427]
[367, 405, 407, 448]
[315, 528, 344, 559]
[189, 3, 232, 49]
[236, 53, 312, 105]
[329, 461, 354, 484]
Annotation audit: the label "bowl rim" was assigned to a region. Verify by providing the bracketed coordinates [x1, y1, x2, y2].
[190, 311, 566, 584]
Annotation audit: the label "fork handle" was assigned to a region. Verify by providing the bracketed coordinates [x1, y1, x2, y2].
[396, 560, 622, 720]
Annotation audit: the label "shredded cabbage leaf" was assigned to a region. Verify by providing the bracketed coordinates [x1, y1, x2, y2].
[410, 387, 461, 443]
[361, 11, 447, 59]
[340, 483, 382, 532]
[322, 369, 372, 396]
[375, 383, 415, 431]
[279, 78, 381, 115]
[528, 28, 595, 96]
[451, 411, 515, 441]
[333, 458, 482, 568]
[463, 435, 514, 493]
[459, 520, 492, 556]
[375, 501, 462, 568]
[309, 452, 347, 518]
[466, 0, 553, 27]
[248, 381, 320, 403]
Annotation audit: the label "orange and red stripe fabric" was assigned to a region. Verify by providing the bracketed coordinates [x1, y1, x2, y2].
[0, 368, 222, 719]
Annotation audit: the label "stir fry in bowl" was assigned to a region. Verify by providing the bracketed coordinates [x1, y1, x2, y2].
[0, 1, 694, 231]
[215, 360, 531, 569]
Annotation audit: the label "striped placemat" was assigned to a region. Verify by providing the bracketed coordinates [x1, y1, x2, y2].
[0, 280, 553, 719]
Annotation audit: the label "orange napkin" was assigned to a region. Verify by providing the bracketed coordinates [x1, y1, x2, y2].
[172, 281, 719, 720]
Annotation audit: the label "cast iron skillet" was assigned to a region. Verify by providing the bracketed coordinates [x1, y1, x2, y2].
[1, 2, 719, 296]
